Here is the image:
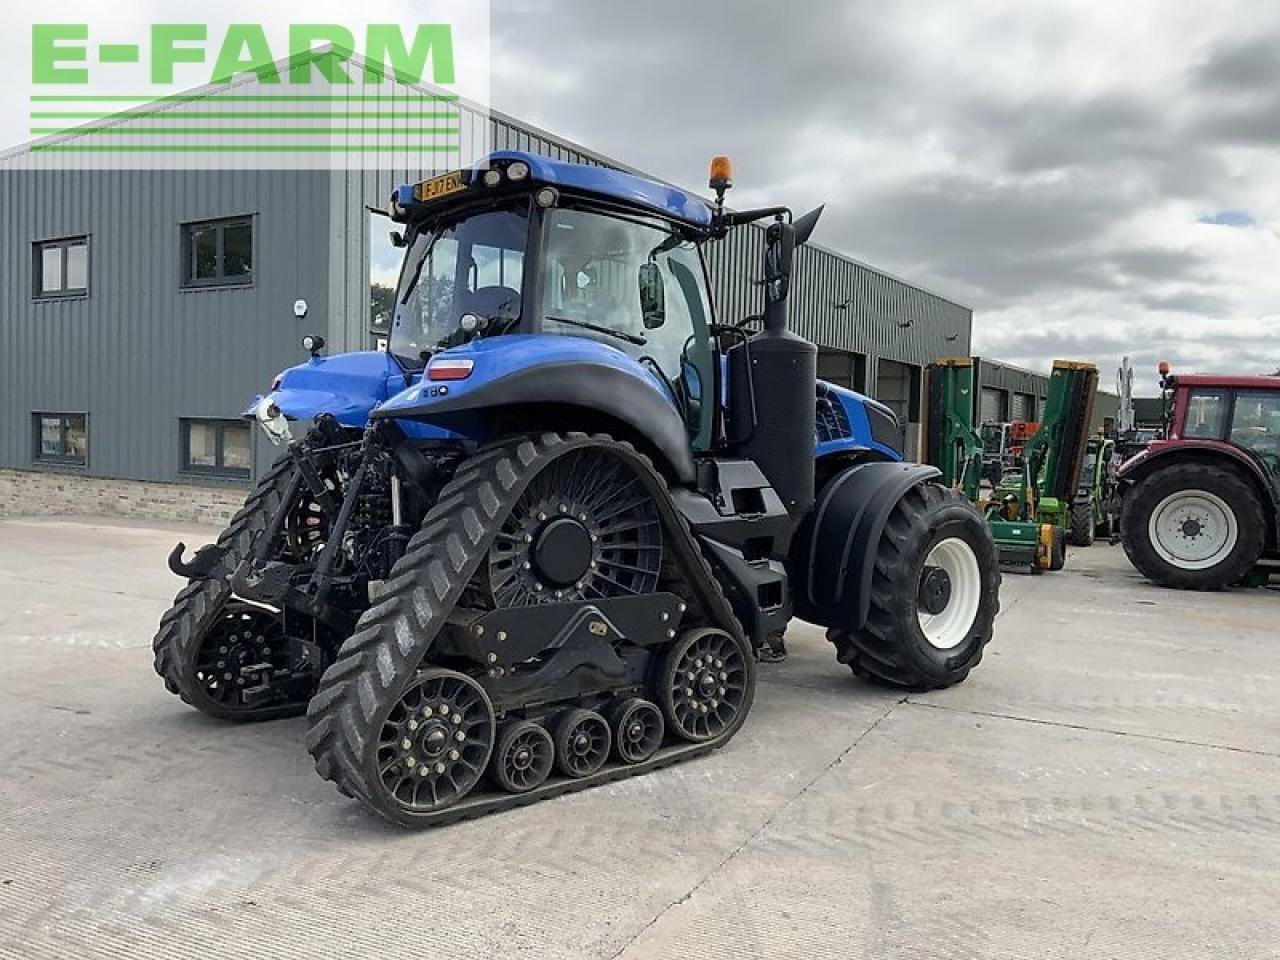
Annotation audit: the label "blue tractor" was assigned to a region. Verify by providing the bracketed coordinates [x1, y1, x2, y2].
[154, 152, 1000, 826]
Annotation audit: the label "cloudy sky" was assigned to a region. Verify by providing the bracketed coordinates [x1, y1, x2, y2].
[5, 1, 1277, 394]
[488, 0, 1280, 394]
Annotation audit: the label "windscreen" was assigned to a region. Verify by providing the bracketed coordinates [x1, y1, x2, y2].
[390, 205, 529, 367]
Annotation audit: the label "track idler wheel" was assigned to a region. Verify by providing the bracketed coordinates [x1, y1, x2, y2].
[492, 720, 554, 794]
[192, 603, 301, 715]
[554, 709, 611, 778]
[374, 669, 495, 814]
[612, 698, 664, 764]
[658, 628, 751, 743]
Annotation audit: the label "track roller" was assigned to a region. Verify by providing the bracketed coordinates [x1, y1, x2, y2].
[492, 720, 555, 794]
[554, 709, 611, 778]
[611, 698, 664, 764]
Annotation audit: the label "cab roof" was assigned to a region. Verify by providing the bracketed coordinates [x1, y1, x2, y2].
[399, 150, 714, 230]
[1170, 374, 1280, 390]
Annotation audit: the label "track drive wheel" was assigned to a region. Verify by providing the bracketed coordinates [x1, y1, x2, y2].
[830, 483, 1000, 691]
[659, 628, 753, 743]
[492, 720, 554, 794]
[611, 698, 664, 764]
[1121, 462, 1266, 590]
[554, 709, 611, 778]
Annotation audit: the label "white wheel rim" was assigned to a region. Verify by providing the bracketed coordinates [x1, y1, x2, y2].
[916, 537, 982, 650]
[1147, 490, 1238, 570]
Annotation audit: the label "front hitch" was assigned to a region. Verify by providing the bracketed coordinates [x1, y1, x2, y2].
[166, 541, 231, 580]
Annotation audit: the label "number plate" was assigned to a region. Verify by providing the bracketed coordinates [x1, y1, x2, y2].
[414, 170, 466, 202]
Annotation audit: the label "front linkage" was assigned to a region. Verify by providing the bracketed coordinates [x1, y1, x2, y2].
[152, 416, 456, 721]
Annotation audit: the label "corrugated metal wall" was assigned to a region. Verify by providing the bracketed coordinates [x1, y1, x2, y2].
[1, 74, 978, 486]
[0, 168, 329, 482]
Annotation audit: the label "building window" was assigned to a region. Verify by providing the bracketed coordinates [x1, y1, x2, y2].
[182, 217, 253, 288]
[181, 419, 252, 478]
[33, 413, 88, 466]
[33, 237, 89, 298]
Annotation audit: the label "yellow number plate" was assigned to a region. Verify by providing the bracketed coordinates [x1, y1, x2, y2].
[414, 170, 466, 202]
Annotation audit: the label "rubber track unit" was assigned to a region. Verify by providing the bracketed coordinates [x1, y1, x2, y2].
[304, 432, 753, 828]
[831, 483, 1000, 691]
[150, 451, 305, 722]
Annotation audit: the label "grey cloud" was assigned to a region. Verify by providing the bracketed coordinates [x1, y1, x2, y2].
[1196, 37, 1280, 90]
[489, 1, 1279, 374]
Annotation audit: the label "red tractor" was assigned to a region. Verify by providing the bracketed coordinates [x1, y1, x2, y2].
[1118, 371, 1280, 589]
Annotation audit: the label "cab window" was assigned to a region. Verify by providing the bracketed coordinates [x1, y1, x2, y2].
[1229, 392, 1280, 465]
[1182, 389, 1227, 439]
[541, 207, 715, 448]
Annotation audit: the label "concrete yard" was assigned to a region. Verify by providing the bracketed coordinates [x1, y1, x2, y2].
[1, 515, 1277, 960]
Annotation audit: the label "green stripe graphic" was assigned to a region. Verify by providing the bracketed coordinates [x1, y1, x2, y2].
[30, 143, 464, 153]
[31, 111, 460, 120]
[30, 94, 459, 103]
[31, 127, 462, 136]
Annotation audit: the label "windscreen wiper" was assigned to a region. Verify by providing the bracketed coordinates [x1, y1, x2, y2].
[544, 315, 647, 346]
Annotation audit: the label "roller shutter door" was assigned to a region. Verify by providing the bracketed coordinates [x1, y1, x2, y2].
[980, 387, 1006, 423]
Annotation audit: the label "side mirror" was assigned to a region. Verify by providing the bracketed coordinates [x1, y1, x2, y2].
[639, 261, 666, 330]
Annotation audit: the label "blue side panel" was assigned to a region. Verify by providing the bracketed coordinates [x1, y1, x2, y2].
[815, 380, 902, 462]
[378, 335, 669, 417]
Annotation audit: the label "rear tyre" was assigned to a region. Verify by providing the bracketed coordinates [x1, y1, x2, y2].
[1069, 500, 1095, 546]
[831, 483, 1000, 691]
[1121, 462, 1265, 590]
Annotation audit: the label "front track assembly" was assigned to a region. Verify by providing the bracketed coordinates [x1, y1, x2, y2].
[305, 433, 755, 828]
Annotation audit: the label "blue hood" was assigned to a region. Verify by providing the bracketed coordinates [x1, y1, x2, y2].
[246, 350, 409, 429]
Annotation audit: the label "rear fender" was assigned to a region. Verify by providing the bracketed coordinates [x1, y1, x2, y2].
[790, 462, 942, 632]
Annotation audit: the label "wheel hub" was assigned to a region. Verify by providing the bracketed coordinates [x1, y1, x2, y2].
[917, 565, 952, 615]
[1180, 516, 1204, 538]
[571, 731, 592, 756]
[417, 721, 450, 758]
[696, 670, 718, 698]
[532, 516, 594, 587]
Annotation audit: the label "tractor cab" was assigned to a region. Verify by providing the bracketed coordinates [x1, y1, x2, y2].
[386, 153, 718, 446]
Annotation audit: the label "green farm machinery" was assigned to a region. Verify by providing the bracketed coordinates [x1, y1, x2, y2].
[925, 357, 1099, 572]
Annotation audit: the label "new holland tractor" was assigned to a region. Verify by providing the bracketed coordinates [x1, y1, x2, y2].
[153, 152, 1000, 827]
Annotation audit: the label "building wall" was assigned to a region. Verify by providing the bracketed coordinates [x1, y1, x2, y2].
[0, 168, 331, 485]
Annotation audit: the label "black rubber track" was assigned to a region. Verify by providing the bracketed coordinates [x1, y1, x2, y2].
[1121, 461, 1266, 590]
[830, 483, 1000, 691]
[150, 450, 306, 722]
[1069, 499, 1095, 546]
[303, 432, 753, 828]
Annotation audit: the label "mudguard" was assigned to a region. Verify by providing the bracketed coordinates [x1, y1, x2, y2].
[789, 461, 942, 632]
[374, 336, 696, 483]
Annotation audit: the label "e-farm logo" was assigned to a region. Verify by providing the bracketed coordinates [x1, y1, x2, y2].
[26, 22, 476, 167]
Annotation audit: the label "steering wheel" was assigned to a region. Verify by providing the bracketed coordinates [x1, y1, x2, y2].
[463, 285, 520, 320]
